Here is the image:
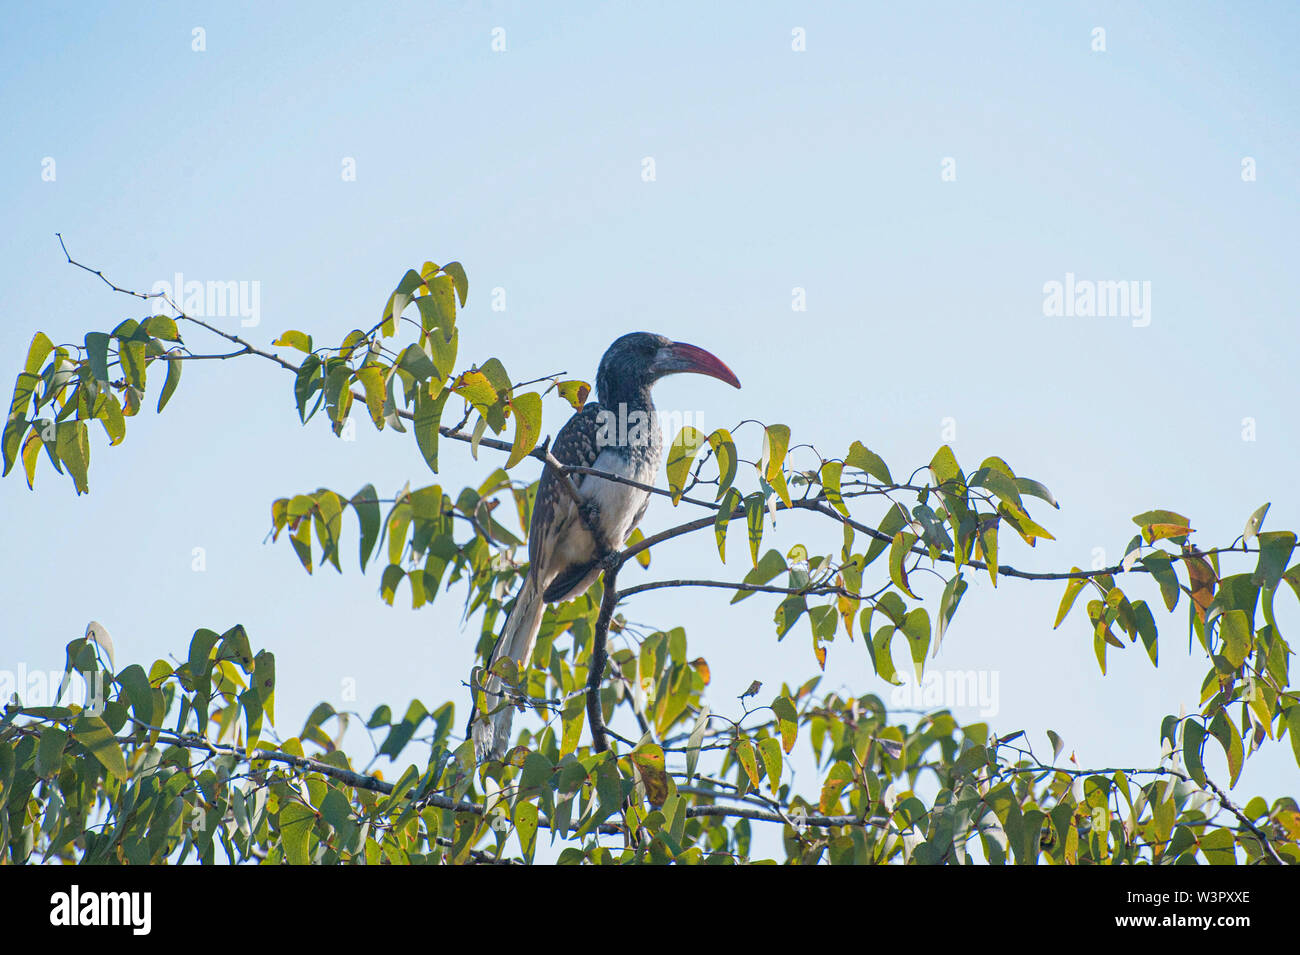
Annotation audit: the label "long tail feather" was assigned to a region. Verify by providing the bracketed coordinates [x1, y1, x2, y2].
[471, 574, 545, 762]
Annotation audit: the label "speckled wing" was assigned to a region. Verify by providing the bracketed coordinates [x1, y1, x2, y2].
[528, 403, 606, 586]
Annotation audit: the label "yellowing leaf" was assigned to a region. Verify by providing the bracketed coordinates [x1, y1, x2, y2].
[821, 460, 848, 516]
[734, 738, 760, 788]
[761, 425, 790, 486]
[1053, 571, 1087, 628]
[506, 392, 542, 469]
[452, 370, 497, 411]
[707, 428, 738, 500]
[665, 425, 706, 504]
[273, 330, 313, 353]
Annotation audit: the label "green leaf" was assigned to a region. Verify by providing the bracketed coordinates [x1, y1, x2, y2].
[93, 393, 125, 445]
[3, 375, 39, 476]
[864, 504, 908, 568]
[929, 445, 964, 492]
[506, 392, 542, 469]
[414, 273, 457, 335]
[774, 596, 807, 639]
[324, 361, 353, 429]
[1140, 552, 1180, 612]
[1254, 531, 1296, 591]
[1183, 719, 1207, 787]
[976, 517, 998, 586]
[1014, 477, 1058, 509]
[714, 488, 742, 562]
[55, 420, 89, 494]
[380, 565, 404, 605]
[1208, 711, 1244, 787]
[381, 269, 426, 335]
[71, 715, 127, 781]
[115, 664, 155, 725]
[84, 332, 111, 384]
[279, 802, 315, 865]
[888, 531, 918, 598]
[313, 490, 344, 572]
[772, 696, 798, 754]
[290, 519, 312, 573]
[514, 800, 539, 862]
[428, 328, 459, 385]
[901, 608, 931, 680]
[188, 628, 221, 684]
[156, 353, 182, 413]
[846, 441, 892, 485]
[744, 492, 765, 565]
[1133, 600, 1159, 666]
[707, 428, 738, 500]
[355, 365, 385, 428]
[1053, 572, 1087, 628]
[970, 466, 1023, 509]
[414, 387, 449, 473]
[757, 738, 782, 793]
[351, 485, 381, 571]
[24, 332, 54, 376]
[397, 344, 438, 386]
[118, 339, 146, 390]
[731, 548, 786, 604]
[143, 315, 181, 341]
[36, 726, 68, 777]
[294, 355, 323, 423]
[935, 574, 967, 651]
[1217, 609, 1251, 670]
[441, 261, 469, 306]
[869, 625, 902, 685]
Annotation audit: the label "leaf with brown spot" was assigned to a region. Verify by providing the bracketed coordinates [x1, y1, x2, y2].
[555, 379, 590, 411]
[630, 744, 669, 807]
[1182, 551, 1217, 622]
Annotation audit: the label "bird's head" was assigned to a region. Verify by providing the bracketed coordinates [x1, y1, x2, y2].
[596, 332, 741, 404]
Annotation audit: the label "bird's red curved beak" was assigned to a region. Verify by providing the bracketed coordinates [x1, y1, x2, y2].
[657, 341, 742, 389]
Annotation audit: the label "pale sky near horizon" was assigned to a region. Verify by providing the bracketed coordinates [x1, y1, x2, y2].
[2, 3, 1298, 861]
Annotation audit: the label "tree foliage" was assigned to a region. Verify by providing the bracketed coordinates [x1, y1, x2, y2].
[2, 247, 1297, 864]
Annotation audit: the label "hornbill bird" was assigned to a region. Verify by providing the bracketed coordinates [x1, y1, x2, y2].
[470, 332, 741, 761]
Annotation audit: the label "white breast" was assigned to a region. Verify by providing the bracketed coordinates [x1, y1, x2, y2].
[579, 448, 653, 547]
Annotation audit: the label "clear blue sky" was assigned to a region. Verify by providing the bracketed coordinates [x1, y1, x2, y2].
[3, 2, 1298, 859]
